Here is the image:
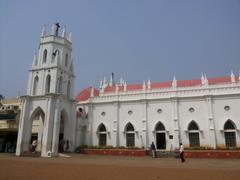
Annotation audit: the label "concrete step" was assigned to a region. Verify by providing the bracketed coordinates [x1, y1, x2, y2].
[150, 151, 178, 158]
[21, 151, 41, 157]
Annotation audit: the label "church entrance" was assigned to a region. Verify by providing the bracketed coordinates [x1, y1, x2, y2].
[58, 110, 68, 153]
[155, 122, 166, 150]
[30, 107, 45, 152]
[156, 133, 166, 149]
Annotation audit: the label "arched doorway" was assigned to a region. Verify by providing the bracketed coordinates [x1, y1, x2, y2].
[125, 123, 135, 147]
[155, 122, 166, 149]
[188, 121, 200, 147]
[224, 120, 236, 148]
[30, 107, 45, 152]
[97, 123, 107, 146]
[58, 110, 67, 152]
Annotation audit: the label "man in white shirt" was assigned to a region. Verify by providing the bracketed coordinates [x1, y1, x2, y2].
[179, 143, 185, 163]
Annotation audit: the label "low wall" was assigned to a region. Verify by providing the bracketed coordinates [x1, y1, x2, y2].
[79, 149, 147, 156]
[79, 149, 240, 158]
[185, 150, 240, 159]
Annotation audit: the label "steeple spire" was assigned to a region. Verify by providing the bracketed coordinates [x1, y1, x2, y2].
[172, 76, 177, 88]
[231, 71, 236, 83]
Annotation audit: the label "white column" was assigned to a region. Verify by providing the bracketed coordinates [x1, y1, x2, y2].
[172, 98, 180, 149]
[113, 102, 119, 147]
[141, 101, 148, 149]
[16, 97, 30, 156]
[41, 97, 54, 157]
[51, 99, 61, 156]
[206, 96, 217, 148]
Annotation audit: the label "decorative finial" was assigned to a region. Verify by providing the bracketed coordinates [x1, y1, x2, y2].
[32, 54, 37, 66]
[147, 79, 151, 90]
[123, 81, 127, 92]
[172, 76, 177, 88]
[204, 74, 208, 86]
[201, 73, 205, 85]
[62, 25, 66, 38]
[68, 32, 72, 42]
[41, 24, 47, 37]
[231, 71, 236, 83]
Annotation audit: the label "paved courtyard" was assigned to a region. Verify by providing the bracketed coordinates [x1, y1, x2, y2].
[0, 153, 240, 180]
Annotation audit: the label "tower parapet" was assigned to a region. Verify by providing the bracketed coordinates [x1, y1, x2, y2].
[40, 23, 72, 42]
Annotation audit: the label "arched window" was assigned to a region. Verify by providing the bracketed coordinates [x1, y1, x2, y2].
[43, 49, 47, 63]
[98, 124, 107, 146]
[52, 49, 59, 63]
[188, 121, 200, 147]
[45, 75, 51, 93]
[125, 123, 135, 147]
[33, 76, 39, 95]
[155, 122, 166, 149]
[65, 53, 68, 67]
[224, 120, 236, 148]
[58, 76, 63, 94]
[67, 80, 71, 98]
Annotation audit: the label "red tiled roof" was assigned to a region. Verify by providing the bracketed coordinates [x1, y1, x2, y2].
[208, 76, 231, 85]
[76, 76, 237, 102]
[75, 87, 99, 102]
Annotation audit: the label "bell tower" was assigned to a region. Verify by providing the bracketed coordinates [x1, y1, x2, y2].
[16, 23, 76, 157]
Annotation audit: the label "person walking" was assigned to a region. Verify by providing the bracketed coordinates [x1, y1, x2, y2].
[31, 139, 38, 153]
[150, 142, 156, 158]
[179, 143, 185, 163]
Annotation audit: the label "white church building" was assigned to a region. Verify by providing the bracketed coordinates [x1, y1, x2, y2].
[16, 24, 240, 157]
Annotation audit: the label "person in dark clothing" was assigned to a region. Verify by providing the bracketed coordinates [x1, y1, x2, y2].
[150, 142, 156, 158]
[179, 143, 185, 163]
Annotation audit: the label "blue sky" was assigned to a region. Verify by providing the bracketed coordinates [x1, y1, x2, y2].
[0, 0, 240, 98]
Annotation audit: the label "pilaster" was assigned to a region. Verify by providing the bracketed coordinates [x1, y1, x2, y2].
[141, 100, 148, 148]
[172, 98, 180, 149]
[113, 102, 119, 147]
[41, 97, 54, 157]
[51, 98, 61, 156]
[206, 96, 217, 148]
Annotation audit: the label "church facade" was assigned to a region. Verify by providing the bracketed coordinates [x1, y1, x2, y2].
[16, 24, 240, 157]
[76, 74, 240, 150]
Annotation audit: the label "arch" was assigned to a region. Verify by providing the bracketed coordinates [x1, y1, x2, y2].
[97, 123, 107, 132]
[97, 123, 107, 146]
[188, 121, 200, 147]
[125, 123, 135, 147]
[65, 53, 68, 67]
[224, 119, 236, 130]
[125, 122, 135, 132]
[30, 107, 45, 121]
[155, 121, 165, 131]
[43, 49, 47, 63]
[224, 119, 236, 148]
[188, 121, 199, 131]
[33, 76, 39, 95]
[45, 75, 51, 93]
[155, 121, 166, 149]
[30, 107, 45, 152]
[58, 109, 68, 152]
[67, 80, 71, 98]
[58, 76, 63, 93]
